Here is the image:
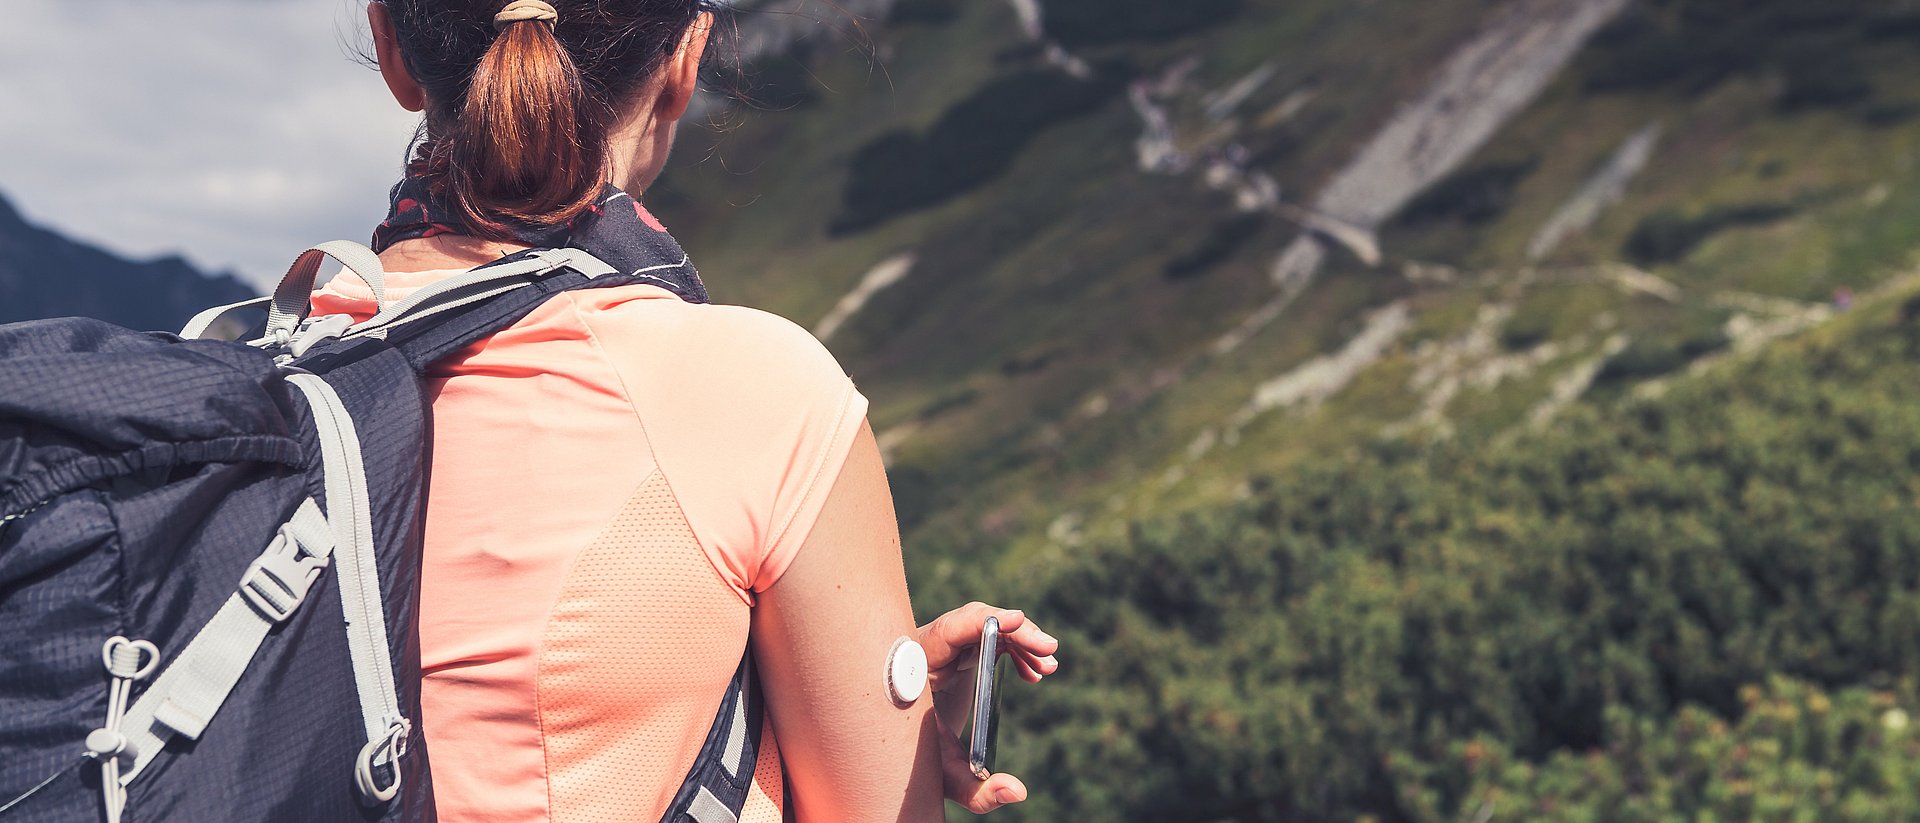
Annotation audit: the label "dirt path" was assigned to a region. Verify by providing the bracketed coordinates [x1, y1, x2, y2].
[1235, 301, 1412, 421]
[1528, 122, 1663, 260]
[813, 252, 916, 342]
[1523, 333, 1629, 430]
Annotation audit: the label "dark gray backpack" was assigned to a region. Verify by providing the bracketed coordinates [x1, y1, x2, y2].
[0, 243, 764, 822]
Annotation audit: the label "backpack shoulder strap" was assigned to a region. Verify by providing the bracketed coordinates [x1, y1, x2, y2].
[659, 653, 766, 823]
[279, 247, 633, 373]
[382, 266, 598, 371]
[374, 248, 683, 372]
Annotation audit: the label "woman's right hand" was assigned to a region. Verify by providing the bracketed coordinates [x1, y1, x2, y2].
[914, 603, 1060, 814]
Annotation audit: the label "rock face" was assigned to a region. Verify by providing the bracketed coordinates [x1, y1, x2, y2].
[1313, 0, 1634, 231]
[1230, 0, 1633, 346]
[0, 192, 254, 332]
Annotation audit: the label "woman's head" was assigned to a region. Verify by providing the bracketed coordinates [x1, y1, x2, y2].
[368, 0, 713, 237]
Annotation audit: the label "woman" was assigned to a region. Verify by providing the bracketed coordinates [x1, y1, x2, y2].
[317, 1, 1060, 820]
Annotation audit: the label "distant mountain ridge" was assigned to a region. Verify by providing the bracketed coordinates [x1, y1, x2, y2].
[0, 191, 255, 332]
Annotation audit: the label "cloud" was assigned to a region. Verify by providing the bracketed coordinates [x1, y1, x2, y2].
[0, 0, 421, 289]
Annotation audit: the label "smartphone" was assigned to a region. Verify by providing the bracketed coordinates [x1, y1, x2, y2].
[966, 615, 1005, 780]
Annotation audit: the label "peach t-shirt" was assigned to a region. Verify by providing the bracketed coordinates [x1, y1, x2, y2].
[311, 269, 868, 822]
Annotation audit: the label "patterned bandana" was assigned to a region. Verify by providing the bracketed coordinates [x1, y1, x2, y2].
[371, 170, 711, 303]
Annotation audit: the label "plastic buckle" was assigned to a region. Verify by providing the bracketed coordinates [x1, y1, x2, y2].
[288, 313, 354, 358]
[238, 530, 330, 622]
[354, 719, 411, 803]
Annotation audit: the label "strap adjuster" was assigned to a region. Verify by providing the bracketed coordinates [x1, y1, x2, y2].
[288, 313, 354, 357]
[239, 529, 330, 622]
[527, 247, 617, 277]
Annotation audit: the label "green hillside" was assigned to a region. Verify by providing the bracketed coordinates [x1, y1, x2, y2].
[994, 281, 1920, 819]
[662, 0, 1920, 572]
[660, 0, 1515, 555]
[656, 0, 1920, 817]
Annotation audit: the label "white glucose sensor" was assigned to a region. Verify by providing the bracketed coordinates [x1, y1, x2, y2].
[886, 637, 929, 705]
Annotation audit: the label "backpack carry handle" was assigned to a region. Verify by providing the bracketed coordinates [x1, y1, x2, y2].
[265, 241, 390, 346]
[180, 296, 273, 340]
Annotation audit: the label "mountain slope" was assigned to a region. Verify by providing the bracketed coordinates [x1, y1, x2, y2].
[663, 0, 1529, 545]
[0, 192, 254, 331]
[659, 0, 1920, 584]
[660, 4, 1920, 817]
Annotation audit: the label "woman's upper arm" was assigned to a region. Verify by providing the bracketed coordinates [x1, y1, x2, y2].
[593, 301, 940, 818]
[751, 421, 945, 823]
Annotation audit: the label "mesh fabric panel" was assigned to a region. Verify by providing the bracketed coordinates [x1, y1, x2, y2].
[539, 471, 757, 822]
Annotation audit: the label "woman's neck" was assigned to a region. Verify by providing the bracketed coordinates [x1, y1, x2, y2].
[376, 234, 535, 273]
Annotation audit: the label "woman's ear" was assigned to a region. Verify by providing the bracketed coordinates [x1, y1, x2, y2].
[654, 11, 713, 123]
[368, 2, 427, 113]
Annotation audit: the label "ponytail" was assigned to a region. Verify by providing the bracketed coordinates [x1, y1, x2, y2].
[436, 7, 607, 236]
[385, 0, 711, 236]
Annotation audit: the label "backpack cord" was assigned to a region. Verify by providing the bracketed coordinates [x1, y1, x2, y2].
[84, 637, 159, 823]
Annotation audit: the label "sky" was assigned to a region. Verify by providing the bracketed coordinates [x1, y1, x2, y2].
[0, 0, 422, 290]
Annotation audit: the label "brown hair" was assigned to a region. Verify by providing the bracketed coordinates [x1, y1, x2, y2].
[378, 0, 711, 237]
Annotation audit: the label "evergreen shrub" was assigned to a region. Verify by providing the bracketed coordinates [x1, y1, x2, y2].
[986, 294, 1920, 820]
[833, 69, 1121, 234]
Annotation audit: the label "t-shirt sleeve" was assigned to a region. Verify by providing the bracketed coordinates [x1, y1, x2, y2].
[585, 298, 869, 602]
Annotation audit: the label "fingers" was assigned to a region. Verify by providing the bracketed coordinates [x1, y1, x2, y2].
[919, 602, 1019, 667]
[941, 757, 1028, 814]
[919, 602, 1060, 671]
[958, 773, 1028, 815]
[1001, 613, 1059, 659]
[994, 650, 1051, 684]
[1001, 619, 1059, 683]
[932, 646, 1055, 689]
[1008, 651, 1048, 684]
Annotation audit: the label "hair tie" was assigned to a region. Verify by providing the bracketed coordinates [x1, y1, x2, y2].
[494, 0, 558, 29]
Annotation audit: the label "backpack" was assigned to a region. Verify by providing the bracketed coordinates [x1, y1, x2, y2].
[0, 243, 765, 823]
